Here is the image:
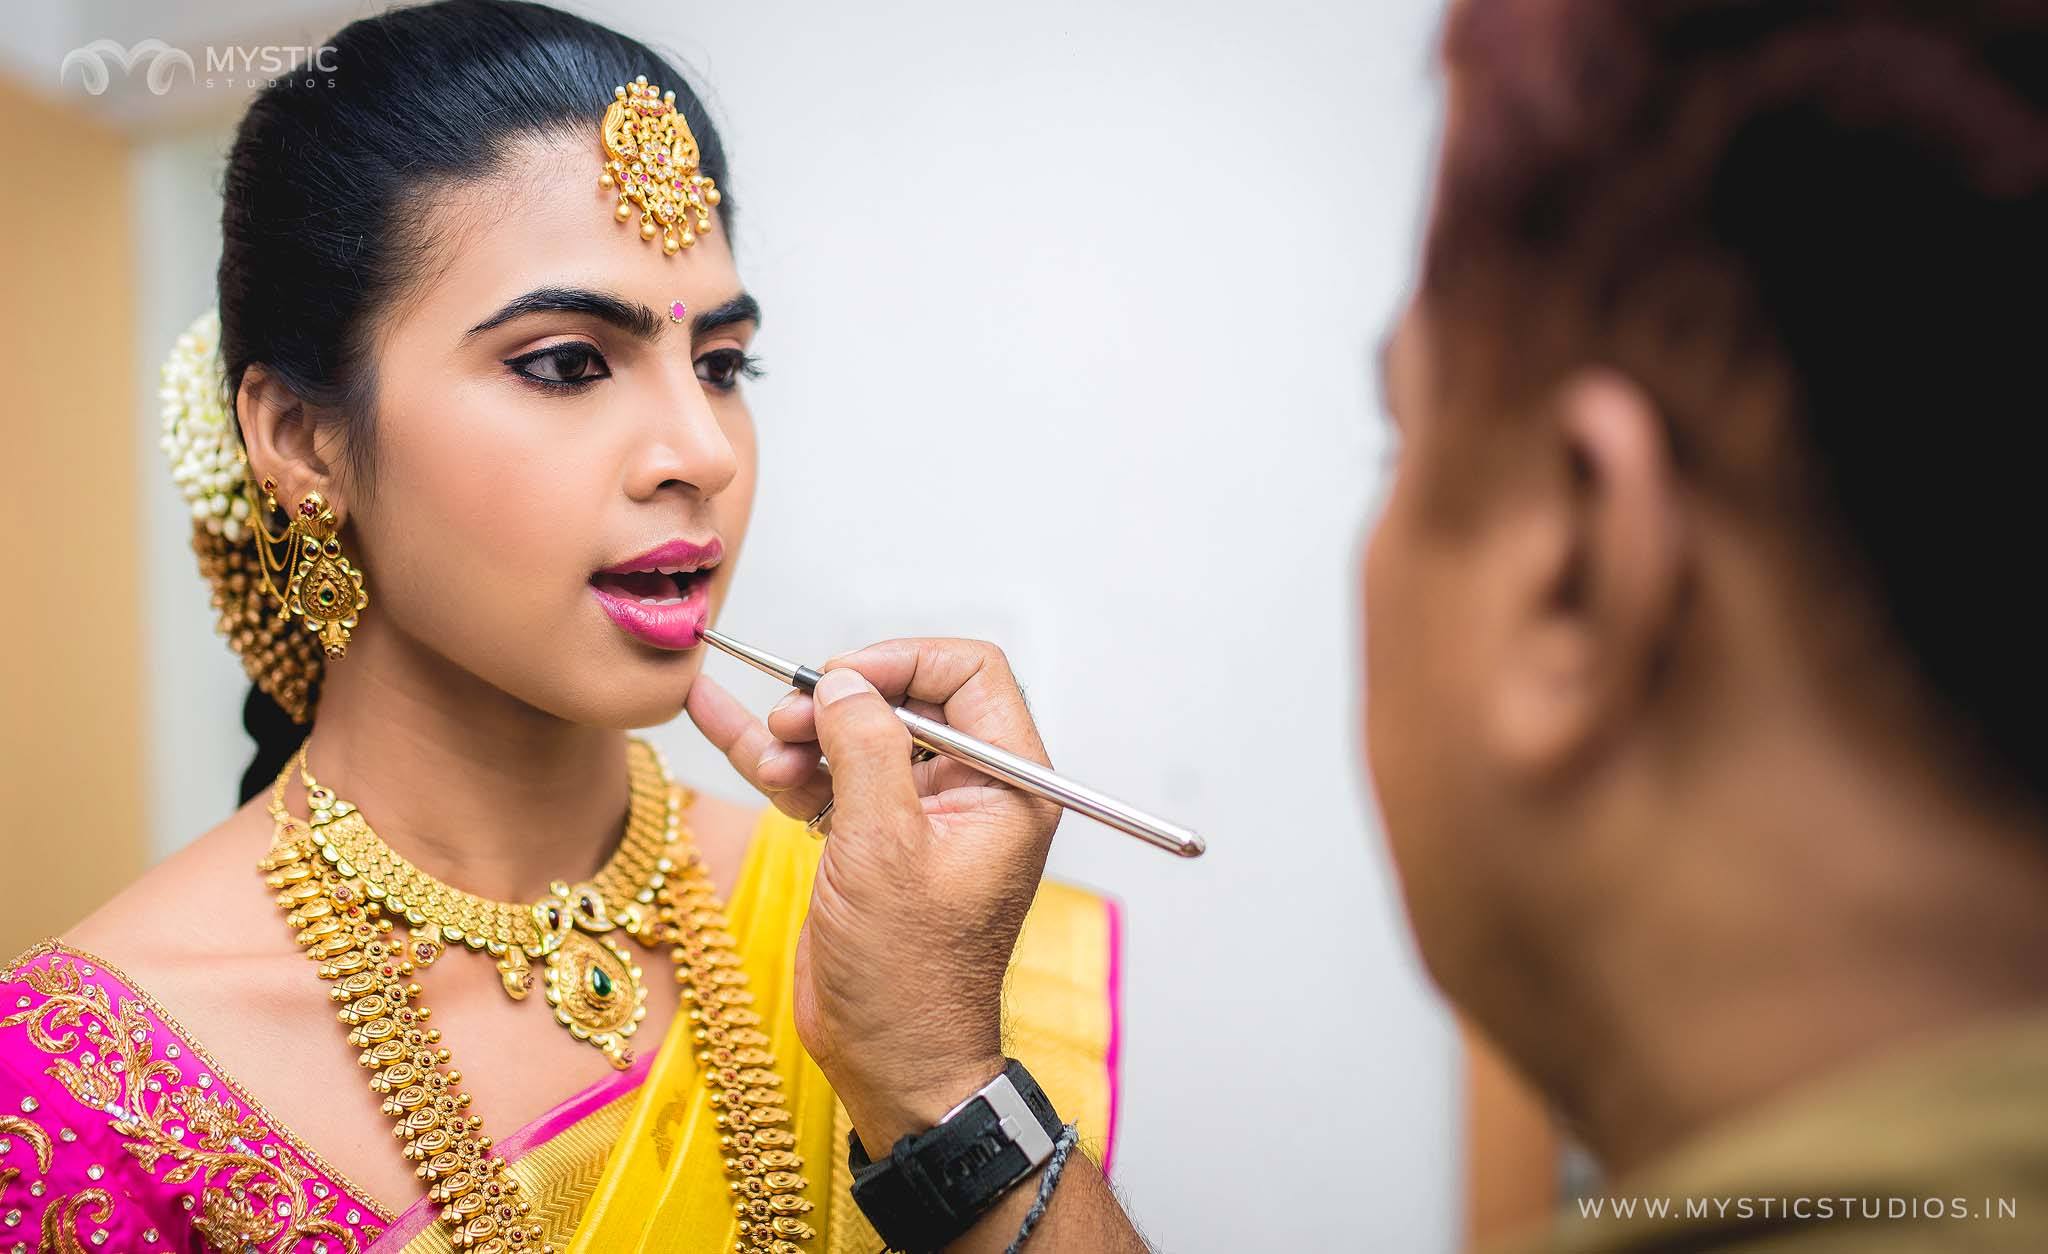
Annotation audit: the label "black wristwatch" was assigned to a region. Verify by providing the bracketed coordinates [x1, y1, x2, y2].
[846, 1058, 1064, 1252]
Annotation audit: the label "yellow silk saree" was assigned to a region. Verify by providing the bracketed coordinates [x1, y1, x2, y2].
[362, 807, 1120, 1253]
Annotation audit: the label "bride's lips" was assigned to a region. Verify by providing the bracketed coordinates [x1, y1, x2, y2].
[589, 537, 723, 650]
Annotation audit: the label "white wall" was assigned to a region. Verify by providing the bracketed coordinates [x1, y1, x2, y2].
[137, 124, 259, 853]
[129, 2, 1456, 1249]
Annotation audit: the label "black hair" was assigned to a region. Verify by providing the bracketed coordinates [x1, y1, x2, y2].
[1428, 1, 2048, 809]
[218, 0, 732, 804]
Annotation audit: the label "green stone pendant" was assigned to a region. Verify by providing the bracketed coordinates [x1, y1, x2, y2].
[536, 883, 647, 1069]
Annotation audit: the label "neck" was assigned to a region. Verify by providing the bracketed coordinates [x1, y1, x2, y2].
[291, 614, 633, 904]
[1525, 718, 2048, 1178]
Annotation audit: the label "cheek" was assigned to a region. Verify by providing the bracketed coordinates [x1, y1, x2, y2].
[721, 410, 760, 525]
[704, 410, 759, 595]
[363, 405, 599, 641]
[1362, 471, 1466, 922]
[454, 444, 585, 578]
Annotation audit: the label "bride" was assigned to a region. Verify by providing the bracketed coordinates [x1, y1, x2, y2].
[0, 3, 1130, 1251]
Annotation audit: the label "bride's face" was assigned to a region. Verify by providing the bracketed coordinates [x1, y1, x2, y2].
[340, 129, 759, 727]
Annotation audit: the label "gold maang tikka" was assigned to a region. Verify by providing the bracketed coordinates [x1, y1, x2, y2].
[253, 481, 370, 660]
[599, 74, 721, 255]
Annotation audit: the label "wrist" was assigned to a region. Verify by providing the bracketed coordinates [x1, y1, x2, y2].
[844, 1058, 1073, 1254]
[834, 1051, 1008, 1158]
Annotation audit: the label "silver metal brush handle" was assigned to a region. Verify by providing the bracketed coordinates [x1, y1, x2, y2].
[703, 627, 1207, 858]
[895, 706, 1203, 857]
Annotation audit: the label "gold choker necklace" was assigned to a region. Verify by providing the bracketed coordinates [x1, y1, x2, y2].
[284, 738, 673, 1067]
[258, 736, 819, 1253]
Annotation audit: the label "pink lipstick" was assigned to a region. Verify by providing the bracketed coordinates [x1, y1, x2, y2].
[589, 537, 722, 650]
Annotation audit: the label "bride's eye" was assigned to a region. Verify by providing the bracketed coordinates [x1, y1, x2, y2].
[695, 348, 764, 393]
[506, 343, 611, 389]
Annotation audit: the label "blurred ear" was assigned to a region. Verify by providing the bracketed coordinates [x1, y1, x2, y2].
[237, 363, 346, 516]
[1486, 369, 1685, 778]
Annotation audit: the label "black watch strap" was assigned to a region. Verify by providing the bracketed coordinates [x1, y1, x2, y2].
[846, 1058, 1064, 1253]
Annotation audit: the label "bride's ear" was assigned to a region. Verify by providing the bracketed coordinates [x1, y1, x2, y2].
[238, 363, 345, 515]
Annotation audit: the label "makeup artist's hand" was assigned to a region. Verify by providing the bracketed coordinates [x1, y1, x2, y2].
[684, 638, 1061, 1152]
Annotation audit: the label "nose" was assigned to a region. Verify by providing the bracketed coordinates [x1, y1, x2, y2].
[623, 365, 740, 501]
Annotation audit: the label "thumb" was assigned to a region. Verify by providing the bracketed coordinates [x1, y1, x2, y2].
[812, 667, 923, 833]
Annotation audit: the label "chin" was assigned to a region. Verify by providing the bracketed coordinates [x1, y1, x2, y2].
[530, 645, 701, 730]
[607, 654, 704, 727]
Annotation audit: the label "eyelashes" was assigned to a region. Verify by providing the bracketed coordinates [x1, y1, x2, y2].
[694, 347, 765, 393]
[503, 343, 763, 394]
[506, 342, 610, 389]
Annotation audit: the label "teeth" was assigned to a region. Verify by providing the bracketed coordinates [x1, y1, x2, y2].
[638, 596, 685, 606]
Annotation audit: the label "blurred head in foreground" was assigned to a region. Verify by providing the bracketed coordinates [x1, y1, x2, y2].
[1365, 0, 2048, 1168]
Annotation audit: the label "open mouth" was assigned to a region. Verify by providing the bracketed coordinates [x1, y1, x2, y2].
[587, 565, 713, 605]
[588, 537, 724, 651]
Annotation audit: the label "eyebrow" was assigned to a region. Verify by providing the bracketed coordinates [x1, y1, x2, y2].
[691, 292, 763, 338]
[463, 285, 762, 344]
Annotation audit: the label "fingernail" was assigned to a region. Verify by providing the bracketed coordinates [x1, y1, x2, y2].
[756, 742, 786, 772]
[769, 690, 801, 717]
[814, 669, 872, 706]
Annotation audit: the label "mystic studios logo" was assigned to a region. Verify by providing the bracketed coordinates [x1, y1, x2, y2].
[59, 40, 339, 95]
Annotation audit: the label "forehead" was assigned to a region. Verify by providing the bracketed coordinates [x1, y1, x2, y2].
[392, 129, 740, 333]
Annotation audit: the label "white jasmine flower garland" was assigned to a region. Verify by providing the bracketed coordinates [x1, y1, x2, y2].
[158, 308, 254, 544]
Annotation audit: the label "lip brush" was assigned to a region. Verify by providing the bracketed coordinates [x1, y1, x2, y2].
[699, 627, 1207, 858]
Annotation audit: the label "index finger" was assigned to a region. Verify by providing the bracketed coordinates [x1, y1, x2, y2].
[682, 671, 830, 800]
[820, 638, 1049, 768]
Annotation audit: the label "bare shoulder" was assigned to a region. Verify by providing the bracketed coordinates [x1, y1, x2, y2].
[50, 780, 773, 1068]
[61, 791, 312, 1044]
[64, 783, 769, 981]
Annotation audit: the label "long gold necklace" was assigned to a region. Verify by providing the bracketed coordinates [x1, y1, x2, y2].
[258, 735, 819, 1253]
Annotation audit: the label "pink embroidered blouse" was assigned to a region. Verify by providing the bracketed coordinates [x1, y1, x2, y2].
[0, 942, 390, 1254]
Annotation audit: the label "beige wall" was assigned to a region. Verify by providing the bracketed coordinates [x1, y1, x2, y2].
[0, 74, 145, 957]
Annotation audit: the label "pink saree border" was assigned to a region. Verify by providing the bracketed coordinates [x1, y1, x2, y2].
[372, 1048, 654, 1248]
[1102, 894, 1125, 1180]
[370, 875, 1128, 1245]
[497, 1048, 653, 1163]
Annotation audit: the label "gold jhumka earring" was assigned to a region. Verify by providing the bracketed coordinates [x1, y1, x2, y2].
[252, 481, 369, 660]
[161, 309, 368, 722]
